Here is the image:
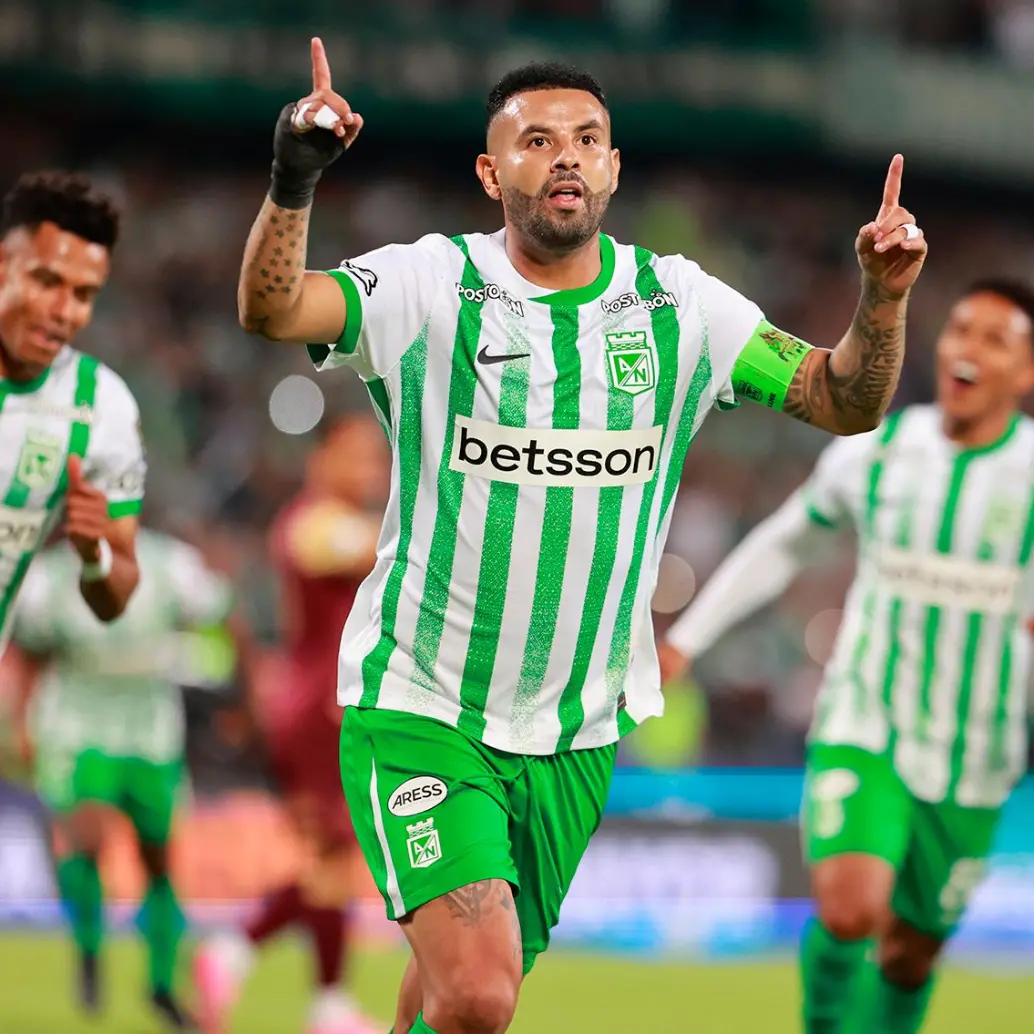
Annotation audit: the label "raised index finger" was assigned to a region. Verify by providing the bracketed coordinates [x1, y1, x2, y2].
[311, 36, 332, 93]
[882, 153, 904, 210]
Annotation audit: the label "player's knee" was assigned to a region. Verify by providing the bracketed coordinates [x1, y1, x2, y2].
[426, 969, 519, 1034]
[817, 893, 886, 942]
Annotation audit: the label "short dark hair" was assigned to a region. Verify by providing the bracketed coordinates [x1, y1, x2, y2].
[2, 170, 120, 250]
[963, 277, 1034, 338]
[486, 62, 607, 129]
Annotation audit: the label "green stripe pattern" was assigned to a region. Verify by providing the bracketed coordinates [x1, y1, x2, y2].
[556, 248, 683, 750]
[359, 327, 429, 706]
[507, 306, 581, 741]
[0, 355, 99, 637]
[408, 237, 484, 698]
[457, 320, 532, 740]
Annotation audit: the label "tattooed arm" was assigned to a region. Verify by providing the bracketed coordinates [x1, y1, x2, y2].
[237, 198, 345, 342]
[239, 38, 362, 343]
[783, 278, 908, 435]
[784, 153, 927, 435]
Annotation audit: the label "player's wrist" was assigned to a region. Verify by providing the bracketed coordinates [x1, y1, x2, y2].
[80, 538, 113, 582]
[269, 102, 342, 210]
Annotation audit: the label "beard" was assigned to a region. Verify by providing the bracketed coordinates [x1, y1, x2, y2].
[502, 177, 611, 253]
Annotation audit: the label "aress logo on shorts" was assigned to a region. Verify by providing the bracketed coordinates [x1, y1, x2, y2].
[388, 775, 448, 817]
[450, 416, 662, 489]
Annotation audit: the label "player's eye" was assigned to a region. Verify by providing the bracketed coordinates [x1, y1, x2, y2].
[581, 135, 597, 146]
[530, 137, 548, 148]
[29, 268, 62, 288]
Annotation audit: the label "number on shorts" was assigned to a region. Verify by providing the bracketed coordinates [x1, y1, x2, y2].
[939, 859, 986, 923]
[807, 769, 860, 840]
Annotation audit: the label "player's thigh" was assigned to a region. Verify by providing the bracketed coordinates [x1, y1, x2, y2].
[34, 745, 81, 816]
[512, 742, 617, 975]
[121, 758, 181, 847]
[339, 706, 519, 922]
[59, 750, 123, 851]
[892, 798, 1001, 940]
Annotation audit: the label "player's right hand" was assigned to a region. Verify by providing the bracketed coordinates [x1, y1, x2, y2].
[277, 37, 363, 165]
[657, 641, 691, 686]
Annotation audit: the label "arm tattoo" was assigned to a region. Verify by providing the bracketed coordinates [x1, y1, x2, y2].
[238, 201, 310, 335]
[784, 279, 907, 434]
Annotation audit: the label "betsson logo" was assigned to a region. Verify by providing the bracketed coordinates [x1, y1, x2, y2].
[450, 416, 662, 488]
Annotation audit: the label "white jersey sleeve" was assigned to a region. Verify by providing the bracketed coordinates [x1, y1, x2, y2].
[86, 365, 146, 519]
[166, 539, 234, 626]
[679, 260, 764, 409]
[801, 430, 880, 530]
[11, 555, 58, 655]
[308, 233, 456, 380]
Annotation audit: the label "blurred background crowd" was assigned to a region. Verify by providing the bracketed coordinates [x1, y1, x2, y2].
[2, 0, 1034, 791]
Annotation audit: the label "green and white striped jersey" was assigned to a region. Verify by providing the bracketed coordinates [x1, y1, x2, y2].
[310, 230, 765, 754]
[805, 405, 1034, 808]
[0, 347, 145, 652]
[14, 529, 234, 763]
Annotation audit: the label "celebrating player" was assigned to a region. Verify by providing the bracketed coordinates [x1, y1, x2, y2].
[661, 280, 1034, 1033]
[0, 170, 145, 646]
[237, 39, 927, 1034]
[194, 414, 388, 1034]
[10, 527, 236, 1028]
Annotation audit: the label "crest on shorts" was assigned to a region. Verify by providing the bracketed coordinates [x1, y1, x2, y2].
[406, 818, 442, 869]
[605, 331, 655, 396]
[16, 430, 63, 490]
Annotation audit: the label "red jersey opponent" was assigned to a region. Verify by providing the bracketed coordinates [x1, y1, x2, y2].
[195, 414, 389, 1034]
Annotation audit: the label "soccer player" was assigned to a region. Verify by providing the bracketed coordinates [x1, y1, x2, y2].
[11, 526, 235, 1027]
[0, 170, 145, 646]
[660, 279, 1034, 1033]
[237, 39, 927, 1034]
[194, 414, 388, 1034]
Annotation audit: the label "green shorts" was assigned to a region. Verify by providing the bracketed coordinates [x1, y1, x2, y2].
[339, 706, 616, 974]
[803, 743, 1001, 939]
[36, 747, 182, 846]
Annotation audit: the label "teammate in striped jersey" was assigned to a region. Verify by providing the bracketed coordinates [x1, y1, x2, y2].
[238, 42, 928, 1034]
[662, 280, 1034, 1034]
[0, 170, 147, 1011]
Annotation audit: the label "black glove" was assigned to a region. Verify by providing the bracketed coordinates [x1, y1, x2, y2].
[269, 103, 345, 210]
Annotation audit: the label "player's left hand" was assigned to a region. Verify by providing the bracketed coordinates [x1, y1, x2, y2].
[65, 455, 109, 562]
[856, 154, 927, 297]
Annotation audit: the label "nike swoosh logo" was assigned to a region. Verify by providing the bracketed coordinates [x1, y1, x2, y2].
[477, 346, 531, 366]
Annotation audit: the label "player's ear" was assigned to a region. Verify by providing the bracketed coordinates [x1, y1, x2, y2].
[610, 149, 621, 196]
[476, 154, 502, 201]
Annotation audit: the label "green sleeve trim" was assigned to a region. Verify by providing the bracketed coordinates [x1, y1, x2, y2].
[306, 268, 364, 367]
[805, 499, 838, 529]
[730, 319, 813, 411]
[108, 498, 142, 519]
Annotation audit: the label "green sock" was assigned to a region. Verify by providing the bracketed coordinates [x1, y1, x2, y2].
[57, 854, 103, 957]
[854, 963, 934, 1034]
[800, 917, 870, 1034]
[409, 1014, 439, 1033]
[138, 875, 186, 994]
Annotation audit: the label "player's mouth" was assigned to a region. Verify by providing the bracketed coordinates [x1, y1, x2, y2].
[949, 359, 980, 389]
[546, 182, 584, 210]
[29, 326, 67, 352]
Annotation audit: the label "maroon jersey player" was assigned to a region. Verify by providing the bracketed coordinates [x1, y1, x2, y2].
[195, 414, 389, 1034]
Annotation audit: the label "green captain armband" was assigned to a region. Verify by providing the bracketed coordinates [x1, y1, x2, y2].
[729, 319, 814, 411]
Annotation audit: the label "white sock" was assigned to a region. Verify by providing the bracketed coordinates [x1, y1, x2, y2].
[206, 930, 255, 983]
[309, 988, 359, 1025]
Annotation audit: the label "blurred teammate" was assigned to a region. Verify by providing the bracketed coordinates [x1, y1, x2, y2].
[10, 527, 234, 1028]
[0, 170, 145, 652]
[237, 39, 926, 1034]
[661, 280, 1034, 1034]
[194, 414, 388, 1034]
